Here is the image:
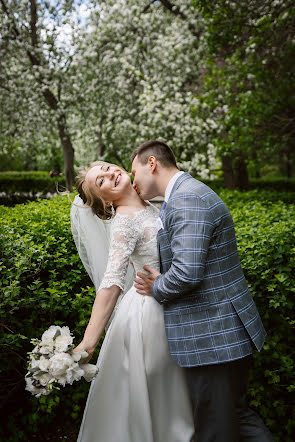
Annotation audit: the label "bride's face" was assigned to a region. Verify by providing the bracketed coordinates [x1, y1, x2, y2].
[86, 163, 130, 204]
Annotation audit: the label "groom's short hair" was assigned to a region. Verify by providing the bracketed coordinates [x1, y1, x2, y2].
[131, 140, 177, 168]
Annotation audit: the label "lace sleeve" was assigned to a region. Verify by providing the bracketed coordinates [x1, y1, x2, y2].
[98, 215, 138, 291]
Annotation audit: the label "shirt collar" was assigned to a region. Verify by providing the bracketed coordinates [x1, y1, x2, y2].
[164, 171, 184, 202]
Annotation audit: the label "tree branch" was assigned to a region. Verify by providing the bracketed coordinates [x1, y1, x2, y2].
[0, 82, 10, 92]
[159, 0, 200, 38]
[1, 0, 59, 111]
[142, 1, 154, 14]
[30, 0, 38, 47]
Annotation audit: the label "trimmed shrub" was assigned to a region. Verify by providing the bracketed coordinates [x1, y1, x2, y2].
[0, 190, 294, 441]
[0, 172, 66, 205]
[220, 190, 295, 440]
[204, 177, 295, 194]
[219, 188, 295, 205]
[1, 172, 294, 204]
[0, 195, 97, 441]
[249, 177, 295, 193]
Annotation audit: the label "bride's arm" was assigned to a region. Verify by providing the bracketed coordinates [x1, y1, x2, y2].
[74, 285, 121, 361]
[74, 215, 138, 361]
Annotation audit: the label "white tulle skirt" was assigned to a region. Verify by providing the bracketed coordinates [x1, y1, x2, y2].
[77, 286, 195, 442]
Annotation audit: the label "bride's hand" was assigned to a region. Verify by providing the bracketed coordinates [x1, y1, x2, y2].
[73, 341, 96, 363]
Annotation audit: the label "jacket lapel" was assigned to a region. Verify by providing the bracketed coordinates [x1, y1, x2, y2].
[167, 172, 192, 203]
[157, 173, 192, 273]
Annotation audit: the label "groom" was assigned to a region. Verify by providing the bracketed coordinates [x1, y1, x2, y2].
[131, 140, 274, 442]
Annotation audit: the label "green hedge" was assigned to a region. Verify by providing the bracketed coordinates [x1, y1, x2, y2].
[0, 195, 97, 441]
[220, 190, 295, 440]
[0, 191, 294, 441]
[249, 177, 295, 192]
[0, 171, 66, 194]
[0, 171, 294, 201]
[219, 188, 295, 205]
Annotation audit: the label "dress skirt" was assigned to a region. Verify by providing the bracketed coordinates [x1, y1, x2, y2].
[77, 285, 195, 442]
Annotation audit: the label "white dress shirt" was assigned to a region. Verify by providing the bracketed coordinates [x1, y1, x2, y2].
[164, 171, 184, 203]
[156, 171, 184, 231]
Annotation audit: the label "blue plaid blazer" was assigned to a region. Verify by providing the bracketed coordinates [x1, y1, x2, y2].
[151, 173, 266, 367]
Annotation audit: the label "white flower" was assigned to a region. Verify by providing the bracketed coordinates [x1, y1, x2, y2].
[56, 374, 67, 387]
[81, 364, 99, 382]
[26, 326, 96, 396]
[37, 373, 54, 387]
[60, 326, 72, 338]
[55, 329, 73, 353]
[39, 355, 50, 372]
[29, 355, 40, 371]
[32, 344, 40, 354]
[39, 345, 54, 355]
[25, 377, 49, 397]
[41, 326, 61, 353]
[72, 350, 89, 362]
[48, 352, 74, 378]
[65, 363, 85, 385]
[41, 325, 61, 345]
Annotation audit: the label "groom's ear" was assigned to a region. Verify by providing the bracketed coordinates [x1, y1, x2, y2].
[148, 156, 157, 173]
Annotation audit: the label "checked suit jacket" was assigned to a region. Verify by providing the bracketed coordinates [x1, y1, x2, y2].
[151, 173, 266, 367]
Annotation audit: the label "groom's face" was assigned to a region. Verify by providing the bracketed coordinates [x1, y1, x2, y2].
[131, 155, 157, 200]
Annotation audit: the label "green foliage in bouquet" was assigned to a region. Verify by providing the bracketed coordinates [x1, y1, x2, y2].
[0, 190, 294, 441]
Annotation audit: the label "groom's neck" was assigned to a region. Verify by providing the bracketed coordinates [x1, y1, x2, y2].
[156, 167, 180, 197]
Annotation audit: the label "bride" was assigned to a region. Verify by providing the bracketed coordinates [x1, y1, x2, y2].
[71, 161, 194, 442]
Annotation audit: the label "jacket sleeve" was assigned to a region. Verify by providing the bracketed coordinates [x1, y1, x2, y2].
[151, 194, 214, 304]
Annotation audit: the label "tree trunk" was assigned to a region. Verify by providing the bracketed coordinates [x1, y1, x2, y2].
[97, 116, 106, 159]
[252, 150, 261, 178]
[280, 147, 293, 178]
[97, 140, 106, 159]
[1, 0, 76, 190]
[221, 155, 235, 189]
[286, 159, 293, 178]
[234, 157, 249, 190]
[57, 115, 75, 191]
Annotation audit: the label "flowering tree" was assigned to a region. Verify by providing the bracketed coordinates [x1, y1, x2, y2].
[69, 0, 221, 178]
[0, 0, 85, 188]
[1, 0, 293, 187]
[192, 0, 295, 186]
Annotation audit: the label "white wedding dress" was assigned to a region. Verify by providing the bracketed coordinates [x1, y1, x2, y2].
[77, 204, 194, 442]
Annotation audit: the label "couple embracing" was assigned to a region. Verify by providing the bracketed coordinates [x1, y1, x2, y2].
[71, 140, 274, 442]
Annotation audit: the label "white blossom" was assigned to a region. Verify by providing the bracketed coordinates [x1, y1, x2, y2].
[37, 372, 55, 387]
[81, 363, 99, 382]
[38, 355, 50, 372]
[26, 326, 98, 397]
[48, 352, 73, 378]
[25, 377, 49, 397]
[54, 327, 74, 352]
[72, 350, 89, 362]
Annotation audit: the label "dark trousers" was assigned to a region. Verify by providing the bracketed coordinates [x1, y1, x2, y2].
[184, 356, 275, 442]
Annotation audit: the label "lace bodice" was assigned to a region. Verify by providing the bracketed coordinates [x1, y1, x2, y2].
[99, 204, 160, 291]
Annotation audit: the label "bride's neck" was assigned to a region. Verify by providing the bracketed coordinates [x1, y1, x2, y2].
[114, 186, 146, 211]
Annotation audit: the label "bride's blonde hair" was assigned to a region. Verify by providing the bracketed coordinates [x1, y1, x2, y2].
[76, 161, 127, 220]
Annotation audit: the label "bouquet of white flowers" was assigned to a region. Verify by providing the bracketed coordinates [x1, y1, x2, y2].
[25, 325, 98, 397]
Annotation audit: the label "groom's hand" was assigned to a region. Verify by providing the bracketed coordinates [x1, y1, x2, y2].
[134, 265, 160, 296]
